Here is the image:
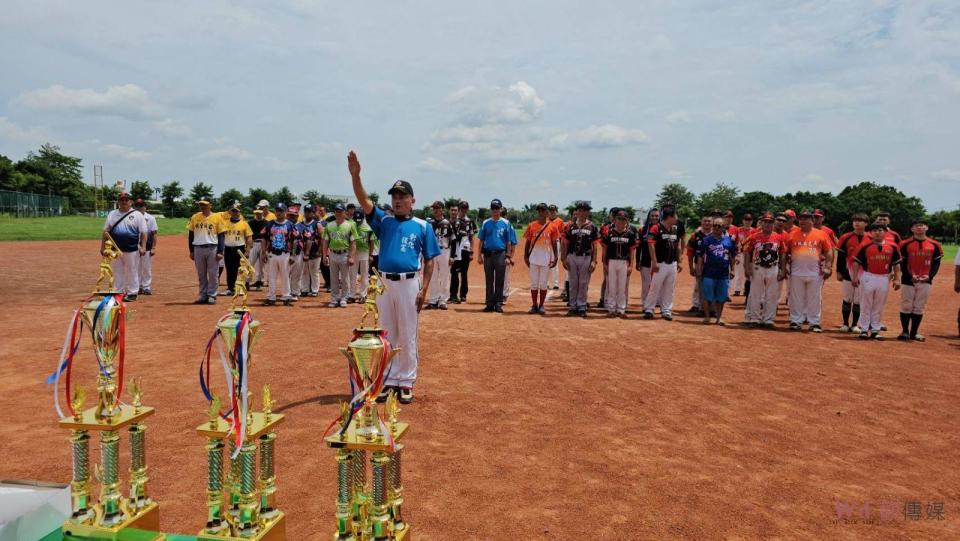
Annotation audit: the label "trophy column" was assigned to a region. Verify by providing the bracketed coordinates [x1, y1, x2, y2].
[204, 437, 228, 534]
[69, 429, 94, 523]
[128, 421, 151, 511]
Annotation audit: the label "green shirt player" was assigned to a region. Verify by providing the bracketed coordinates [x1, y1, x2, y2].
[322, 203, 358, 306]
[351, 209, 376, 302]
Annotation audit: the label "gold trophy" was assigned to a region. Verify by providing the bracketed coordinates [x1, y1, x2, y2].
[52, 244, 164, 540]
[196, 281, 286, 541]
[326, 270, 410, 540]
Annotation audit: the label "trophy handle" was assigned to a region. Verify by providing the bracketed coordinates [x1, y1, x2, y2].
[338, 347, 354, 363]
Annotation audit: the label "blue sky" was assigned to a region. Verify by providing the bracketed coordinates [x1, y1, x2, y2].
[1, 0, 958, 210]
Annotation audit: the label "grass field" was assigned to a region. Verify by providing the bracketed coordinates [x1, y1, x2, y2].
[0, 215, 188, 241]
[0, 215, 958, 261]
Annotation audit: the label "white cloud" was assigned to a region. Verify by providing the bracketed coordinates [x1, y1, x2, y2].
[931, 169, 960, 182]
[667, 169, 688, 180]
[200, 146, 254, 161]
[568, 124, 649, 148]
[99, 143, 151, 160]
[430, 125, 506, 145]
[447, 81, 544, 126]
[0, 117, 46, 143]
[417, 157, 453, 172]
[153, 118, 192, 138]
[666, 110, 691, 124]
[302, 142, 345, 161]
[16, 84, 162, 120]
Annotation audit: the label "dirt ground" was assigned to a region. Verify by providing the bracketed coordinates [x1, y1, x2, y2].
[1, 239, 958, 540]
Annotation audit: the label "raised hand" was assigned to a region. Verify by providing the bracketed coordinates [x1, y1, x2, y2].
[348, 151, 361, 178]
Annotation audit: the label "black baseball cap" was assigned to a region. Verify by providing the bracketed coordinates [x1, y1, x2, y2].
[798, 210, 814, 219]
[353, 209, 364, 221]
[547, 204, 558, 211]
[490, 199, 503, 209]
[458, 200, 469, 209]
[388, 180, 413, 196]
[304, 204, 316, 212]
[575, 200, 592, 210]
[275, 202, 287, 212]
[536, 202, 548, 211]
[334, 203, 345, 211]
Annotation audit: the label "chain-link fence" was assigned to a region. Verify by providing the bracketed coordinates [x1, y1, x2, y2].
[0, 190, 68, 217]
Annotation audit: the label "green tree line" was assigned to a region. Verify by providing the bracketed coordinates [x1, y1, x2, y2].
[2, 144, 958, 241]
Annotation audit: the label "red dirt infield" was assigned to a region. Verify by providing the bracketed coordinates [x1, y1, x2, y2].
[1, 239, 958, 540]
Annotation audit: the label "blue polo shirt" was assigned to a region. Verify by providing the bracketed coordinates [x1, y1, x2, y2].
[366, 206, 441, 273]
[478, 217, 517, 252]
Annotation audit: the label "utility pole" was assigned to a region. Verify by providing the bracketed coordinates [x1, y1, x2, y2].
[93, 164, 104, 216]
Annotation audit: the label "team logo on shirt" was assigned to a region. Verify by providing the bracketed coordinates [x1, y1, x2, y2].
[400, 232, 418, 253]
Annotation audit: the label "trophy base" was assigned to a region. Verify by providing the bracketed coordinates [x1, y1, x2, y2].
[325, 422, 409, 452]
[59, 405, 155, 432]
[197, 511, 286, 541]
[61, 501, 164, 540]
[333, 525, 411, 540]
[196, 412, 285, 441]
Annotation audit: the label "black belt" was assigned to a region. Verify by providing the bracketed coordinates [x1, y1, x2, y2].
[482, 249, 505, 255]
[270, 249, 288, 256]
[331, 249, 348, 254]
[383, 272, 417, 281]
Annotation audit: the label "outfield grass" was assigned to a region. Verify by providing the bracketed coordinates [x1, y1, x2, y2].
[0, 215, 188, 241]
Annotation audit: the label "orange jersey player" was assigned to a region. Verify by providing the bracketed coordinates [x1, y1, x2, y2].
[851, 223, 902, 338]
[897, 219, 943, 341]
[780, 211, 834, 332]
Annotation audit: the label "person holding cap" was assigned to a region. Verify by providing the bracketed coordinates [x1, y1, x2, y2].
[781, 210, 833, 332]
[425, 201, 455, 309]
[523, 203, 560, 315]
[561, 201, 598, 317]
[221, 203, 253, 296]
[349, 151, 439, 404]
[187, 198, 225, 304]
[102, 192, 147, 301]
[322, 202, 357, 307]
[478, 198, 517, 313]
[261, 203, 295, 306]
[133, 198, 158, 296]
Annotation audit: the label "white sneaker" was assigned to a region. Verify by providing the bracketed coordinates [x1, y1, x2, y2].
[328, 301, 338, 308]
[339, 299, 348, 307]
[839, 325, 850, 332]
[851, 326, 862, 333]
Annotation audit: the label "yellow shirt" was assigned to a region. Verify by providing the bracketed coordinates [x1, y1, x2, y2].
[187, 212, 224, 245]
[222, 219, 253, 247]
[257, 210, 277, 221]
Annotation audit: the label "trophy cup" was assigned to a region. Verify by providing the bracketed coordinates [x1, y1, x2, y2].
[196, 288, 286, 541]
[325, 270, 411, 540]
[48, 237, 164, 540]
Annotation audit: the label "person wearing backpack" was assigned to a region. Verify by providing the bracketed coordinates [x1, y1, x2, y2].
[101, 192, 147, 301]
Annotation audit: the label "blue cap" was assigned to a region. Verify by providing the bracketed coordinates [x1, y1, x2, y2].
[490, 198, 503, 209]
[304, 204, 316, 212]
[334, 203, 346, 211]
[275, 202, 287, 211]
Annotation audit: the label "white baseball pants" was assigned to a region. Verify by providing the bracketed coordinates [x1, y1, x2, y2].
[841, 279, 861, 304]
[428, 251, 451, 304]
[644, 262, 677, 316]
[329, 252, 351, 302]
[379, 275, 421, 388]
[744, 265, 779, 324]
[550, 240, 563, 288]
[732, 253, 746, 293]
[605, 259, 629, 313]
[351, 253, 371, 300]
[900, 283, 930, 315]
[858, 271, 890, 332]
[289, 254, 304, 296]
[112, 250, 141, 296]
[528, 262, 550, 291]
[265, 252, 291, 301]
[302, 257, 321, 294]
[640, 266, 653, 305]
[138, 251, 152, 291]
[249, 243, 264, 284]
[789, 275, 823, 325]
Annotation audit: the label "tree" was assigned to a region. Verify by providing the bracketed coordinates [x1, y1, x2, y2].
[654, 183, 697, 227]
[301, 190, 321, 204]
[835, 182, 925, 235]
[161, 181, 184, 216]
[15, 143, 85, 203]
[272, 186, 295, 206]
[926, 208, 960, 243]
[246, 187, 272, 210]
[218, 188, 244, 210]
[733, 191, 779, 219]
[130, 180, 152, 202]
[0, 154, 14, 189]
[189, 182, 214, 204]
[695, 182, 740, 216]
[369, 192, 380, 205]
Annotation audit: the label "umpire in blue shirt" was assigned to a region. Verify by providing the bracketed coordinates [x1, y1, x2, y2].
[348, 151, 441, 404]
[478, 198, 517, 313]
